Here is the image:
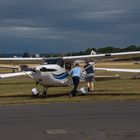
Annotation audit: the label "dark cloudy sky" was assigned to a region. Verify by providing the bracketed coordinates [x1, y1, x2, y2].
[0, 0, 140, 53]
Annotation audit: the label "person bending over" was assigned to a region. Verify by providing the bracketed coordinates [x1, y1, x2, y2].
[69, 63, 82, 97]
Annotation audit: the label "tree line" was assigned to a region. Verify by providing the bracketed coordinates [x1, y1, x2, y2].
[21, 45, 140, 57]
[66, 45, 140, 56]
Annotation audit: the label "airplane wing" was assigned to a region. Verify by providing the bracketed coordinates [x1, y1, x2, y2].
[0, 71, 32, 79]
[63, 51, 140, 63]
[95, 68, 140, 73]
[0, 58, 43, 64]
[0, 51, 140, 64]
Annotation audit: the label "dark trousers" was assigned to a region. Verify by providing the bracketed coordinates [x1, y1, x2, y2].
[71, 76, 80, 96]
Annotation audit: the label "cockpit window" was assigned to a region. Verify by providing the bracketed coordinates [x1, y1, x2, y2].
[40, 67, 57, 72]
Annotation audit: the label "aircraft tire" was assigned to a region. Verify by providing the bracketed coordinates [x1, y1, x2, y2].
[42, 91, 47, 98]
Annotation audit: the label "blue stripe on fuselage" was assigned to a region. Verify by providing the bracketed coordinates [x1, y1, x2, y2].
[52, 72, 68, 80]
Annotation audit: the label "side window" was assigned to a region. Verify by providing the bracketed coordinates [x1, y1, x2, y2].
[44, 58, 64, 68]
[57, 59, 64, 68]
[65, 63, 71, 70]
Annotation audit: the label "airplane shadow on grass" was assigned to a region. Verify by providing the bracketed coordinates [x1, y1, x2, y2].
[0, 93, 68, 98]
[0, 82, 34, 85]
[94, 89, 140, 96]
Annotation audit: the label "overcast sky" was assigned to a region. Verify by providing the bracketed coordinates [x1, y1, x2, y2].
[0, 0, 140, 53]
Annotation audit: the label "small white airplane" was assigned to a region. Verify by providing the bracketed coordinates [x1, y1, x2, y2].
[0, 51, 140, 97]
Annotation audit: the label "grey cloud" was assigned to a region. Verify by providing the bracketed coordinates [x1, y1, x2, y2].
[0, 0, 140, 53]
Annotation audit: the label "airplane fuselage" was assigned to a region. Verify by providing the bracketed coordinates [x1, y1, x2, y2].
[31, 64, 69, 87]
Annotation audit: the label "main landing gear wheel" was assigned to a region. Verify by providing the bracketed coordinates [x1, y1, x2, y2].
[42, 87, 48, 98]
[42, 91, 48, 98]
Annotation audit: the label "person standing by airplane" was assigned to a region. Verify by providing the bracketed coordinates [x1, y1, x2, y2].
[69, 63, 82, 97]
[84, 61, 95, 92]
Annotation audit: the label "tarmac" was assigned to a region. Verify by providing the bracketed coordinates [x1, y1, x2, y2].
[0, 101, 140, 140]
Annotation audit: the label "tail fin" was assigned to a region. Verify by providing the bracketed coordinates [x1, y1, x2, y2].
[90, 50, 96, 55]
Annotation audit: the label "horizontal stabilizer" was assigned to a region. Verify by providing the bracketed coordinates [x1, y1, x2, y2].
[0, 71, 32, 79]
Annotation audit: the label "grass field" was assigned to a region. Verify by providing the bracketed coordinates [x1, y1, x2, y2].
[0, 61, 140, 104]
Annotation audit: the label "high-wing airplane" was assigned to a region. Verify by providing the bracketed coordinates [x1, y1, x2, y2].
[0, 51, 140, 97]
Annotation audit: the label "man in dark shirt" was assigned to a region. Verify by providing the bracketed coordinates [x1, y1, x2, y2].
[84, 61, 95, 92]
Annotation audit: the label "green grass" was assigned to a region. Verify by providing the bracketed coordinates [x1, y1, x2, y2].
[0, 62, 140, 104]
[0, 77, 140, 104]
